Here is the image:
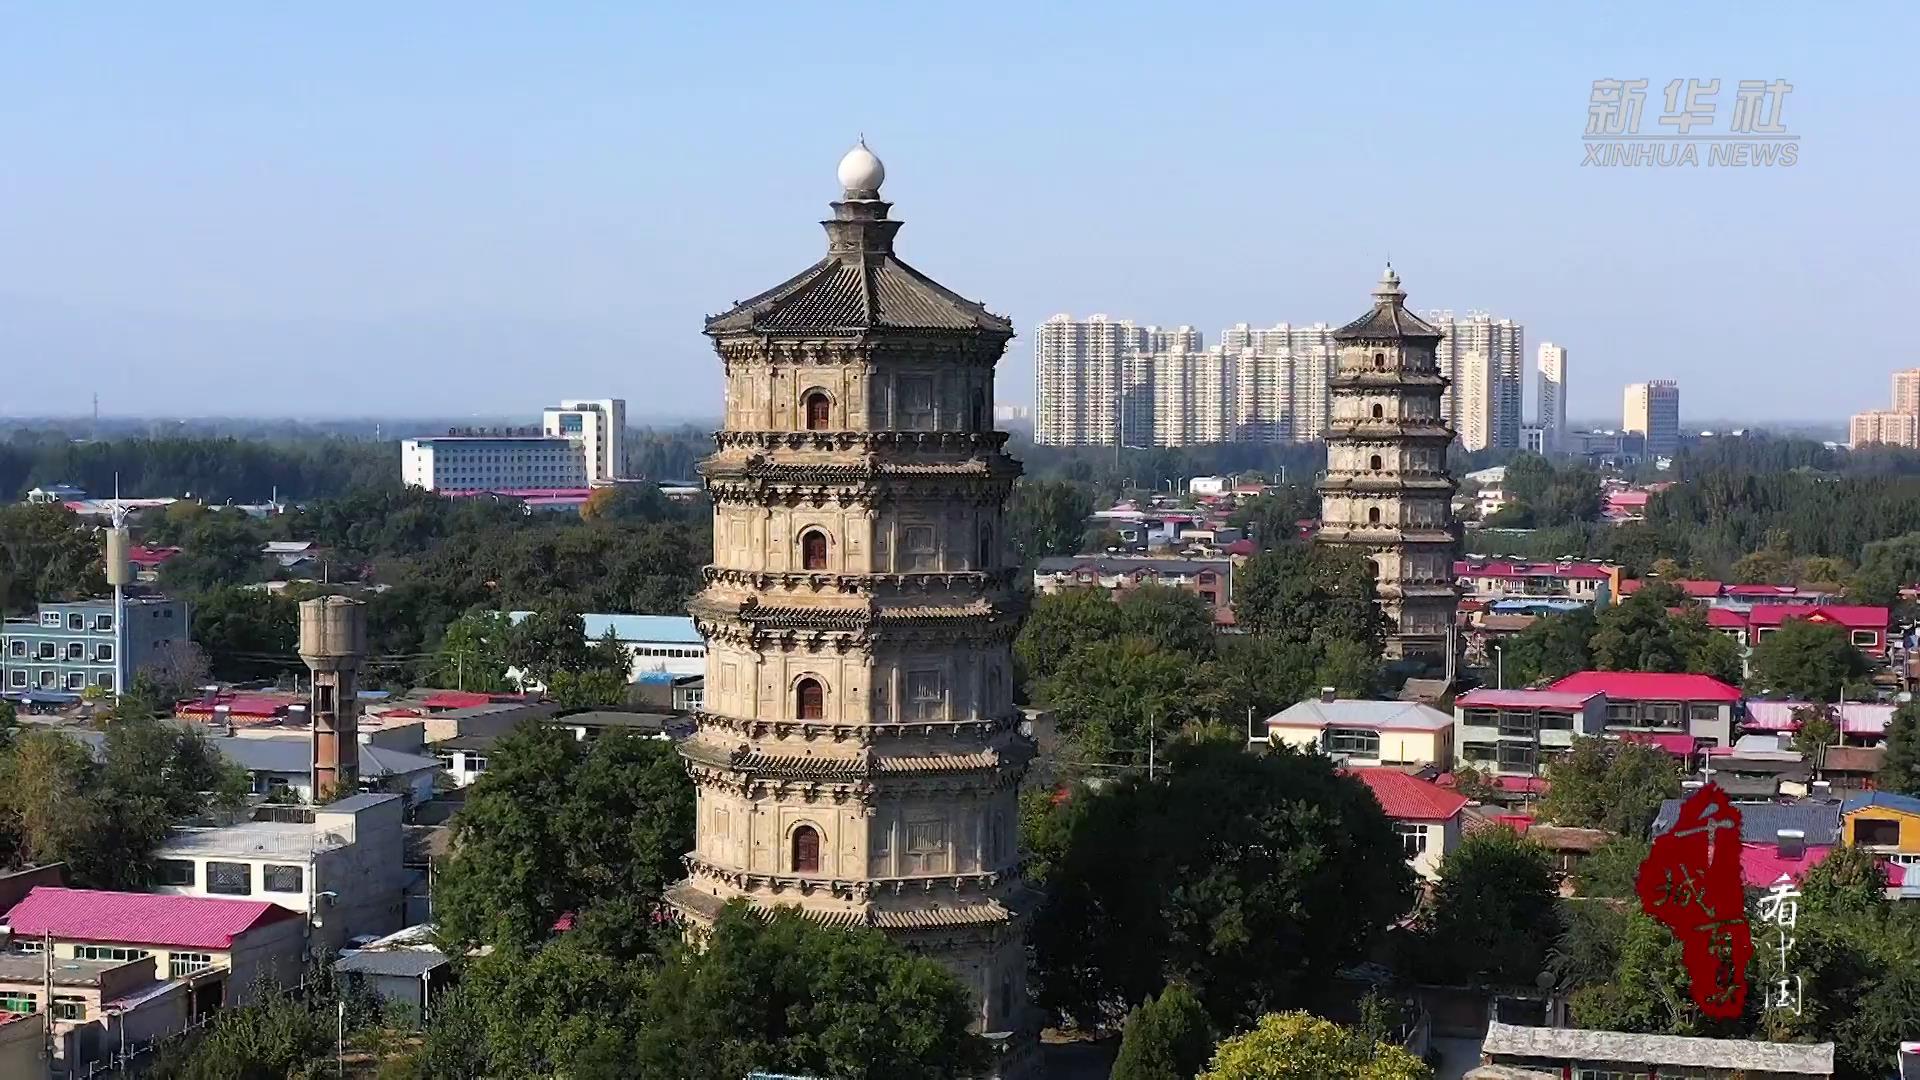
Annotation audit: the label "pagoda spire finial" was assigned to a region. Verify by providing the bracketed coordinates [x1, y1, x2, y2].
[1373, 262, 1406, 305]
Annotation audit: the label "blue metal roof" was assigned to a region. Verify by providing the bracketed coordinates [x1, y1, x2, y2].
[507, 611, 702, 645]
[1843, 791, 1920, 817]
[1652, 798, 1842, 845]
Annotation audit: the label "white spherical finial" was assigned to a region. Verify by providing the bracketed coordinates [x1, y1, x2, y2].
[837, 139, 885, 194]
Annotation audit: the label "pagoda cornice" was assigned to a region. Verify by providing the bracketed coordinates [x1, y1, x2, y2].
[690, 708, 1023, 745]
[702, 566, 1020, 594]
[1318, 475, 1458, 493]
[1324, 420, 1453, 439]
[712, 429, 1011, 454]
[681, 736, 1033, 791]
[712, 332, 1009, 367]
[1330, 371, 1448, 389]
[674, 863, 1023, 918]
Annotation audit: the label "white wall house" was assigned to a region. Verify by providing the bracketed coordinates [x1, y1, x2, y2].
[400, 436, 589, 493]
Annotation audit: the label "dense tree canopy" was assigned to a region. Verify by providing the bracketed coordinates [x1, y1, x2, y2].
[1537, 738, 1682, 837]
[1415, 828, 1560, 988]
[1747, 617, 1872, 701]
[1033, 739, 1414, 1029]
[1198, 1011, 1431, 1080]
[1112, 983, 1216, 1080]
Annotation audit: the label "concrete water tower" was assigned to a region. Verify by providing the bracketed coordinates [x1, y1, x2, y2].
[299, 596, 367, 797]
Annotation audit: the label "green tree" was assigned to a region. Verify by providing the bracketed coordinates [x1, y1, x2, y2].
[1537, 738, 1681, 837]
[1040, 637, 1220, 765]
[431, 724, 693, 954]
[1117, 584, 1218, 658]
[1111, 983, 1216, 1080]
[443, 937, 653, 1076]
[1034, 741, 1414, 1029]
[0, 503, 107, 612]
[1670, 610, 1745, 685]
[148, 978, 335, 1080]
[190, 587, 300, 682]
[1589, 593, 1686, 673]
[1566, 913, 1697, 1035]
[1416, 828, 1560, 988]
[1007, 478, 1096, 567]
[504, 608, 594, 689]
[1572, 836, 1651, 899]
[1793, 705, 1839, 772]
[1879, 703, 1920, 796]
[1014, 588, 1126, 688]
[578, 483, 668, 522]
[1748, 618, 1871, 702]
[1498, 607, 1596, 686]
[1198, 1011, 1431, 1080]
[1852, 531, 1920, 605]
[631, 903, 990, 1080]
[1228, 486, 1318, 551]
[428, 610, 515, 692]
[1234, 543, 1384, 653]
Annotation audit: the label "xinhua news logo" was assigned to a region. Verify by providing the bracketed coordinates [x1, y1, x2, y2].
[1585, 79, 1798, 167]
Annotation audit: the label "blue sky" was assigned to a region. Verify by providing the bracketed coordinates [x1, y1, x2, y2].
[0, 2, 1912, 422]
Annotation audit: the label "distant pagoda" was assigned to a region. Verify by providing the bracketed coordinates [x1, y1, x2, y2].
[1316, 265, 1460, 663]
[667, 142, 1038, 1077]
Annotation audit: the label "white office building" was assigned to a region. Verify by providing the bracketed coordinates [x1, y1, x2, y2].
[1624, 380, 1682, 456]
[1429, 311, 1524, 450]
[400, 436, 590, 493]
[1536, 343, 1568, 453]
[541, 398, 626, 484]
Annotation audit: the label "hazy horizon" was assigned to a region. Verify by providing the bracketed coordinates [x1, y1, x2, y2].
[0, 4, 1912, 422]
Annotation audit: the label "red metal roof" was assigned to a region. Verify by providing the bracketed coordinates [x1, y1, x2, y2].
[1456, 689, 1599, 710]
[419, 690, 520, 710]
[2, 887, 300, 951]
[175, 693, 295, 720]
[1547, 671, 1742, 703]
[1745, 605, 1889, 630]
[1733, 843, 1902, 889]
[1494, 776, 1550, 795]
[126, 545, 182, 566]
[1344, 768, 1469, 821]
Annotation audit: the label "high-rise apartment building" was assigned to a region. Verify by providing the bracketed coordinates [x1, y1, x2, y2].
[1894, 369, 1920, 417]
[1033, 316, 1198, 445]
[1536, 343, 1568, 453]
[1623, 380, 1681, 456]
[1429, 311, 1523, 450]
[1456, 351, 1495, 452]
[1850, 410, 1920, 449]
[1847, 368, 1920, 449]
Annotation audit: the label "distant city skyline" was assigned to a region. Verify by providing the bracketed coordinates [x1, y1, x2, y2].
[0, 6, 1907, 420]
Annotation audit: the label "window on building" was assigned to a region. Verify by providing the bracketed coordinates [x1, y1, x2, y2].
[905, 670, 945, 722]
[206, 861, 253, 896]
[169, 952, 215, 979]
[796, 678, 825, 721]
[1367, 507, 1381, 524]
[900, 378, 936, 431]
[39, 612, 60, 627]
[902, 820, 950, 875]
[36, 642, 55, 660]
[1538, 710, 1574, 731]
[971, 388, 986, 432]
[95, 644, 112, 662]
[12, 940, 41, 955]
[8, 671, 22, 688]
[1369, 454, 1383, 471]
[1462, 708, 1499, 728]
[1852, 629, 1879, 646]
[1394, 822, 1428, 859]
[0, 993, 36, 1015]
[1497, 743, 1537, 772]
[1498, 710, 1536, 737]
[1687, 703, 1720, 725]
[94, 614, 113, 631]
[1574, 1070, 1652, 1080]
[1643, 702, 1683, 729]
[1370, 404, 1384, 419]
[51, 995, 87, 1021]
[791, 825, 821, 874]
[467, 755, 489, 773]
[263, 864, 304, 893]
[977, 523, 993, 570]
[800, 530, 829, 571]
[37, 670, 54, 688]
[97, 673, 113, 691]
[804, 391, 831, 431]
[157, 859, 197, 887]
[870, 820, 892, 877]
[1856, 819, 1901, 847]
[1605, 702, 1639, 726]
[901, 525, 938, 572]
[65, 672, 83, 689]
[66, 613, 83, 631]
[74, 946, 149, 963]
[65, 642, 84, 661]
[1324, 728, 1381, 758]
[8, 640, 22, 656]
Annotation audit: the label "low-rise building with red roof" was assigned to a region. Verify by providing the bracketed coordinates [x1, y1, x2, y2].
[1454, 558, 1619, 604]
[0, 886, 304, 1014]
[1747, 604, 1892, 658]
[1344, 768, 1469, 880]
[1547, 671, 1742, 749]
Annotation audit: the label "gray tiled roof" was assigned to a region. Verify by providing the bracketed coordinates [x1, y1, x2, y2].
[333, 947, 448, 978]
[1651, 798, 1841, 845]
[1481, 1021, 1832, 1074]
[705, 226, 1009, 337]
[214, 736, 439, 780]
